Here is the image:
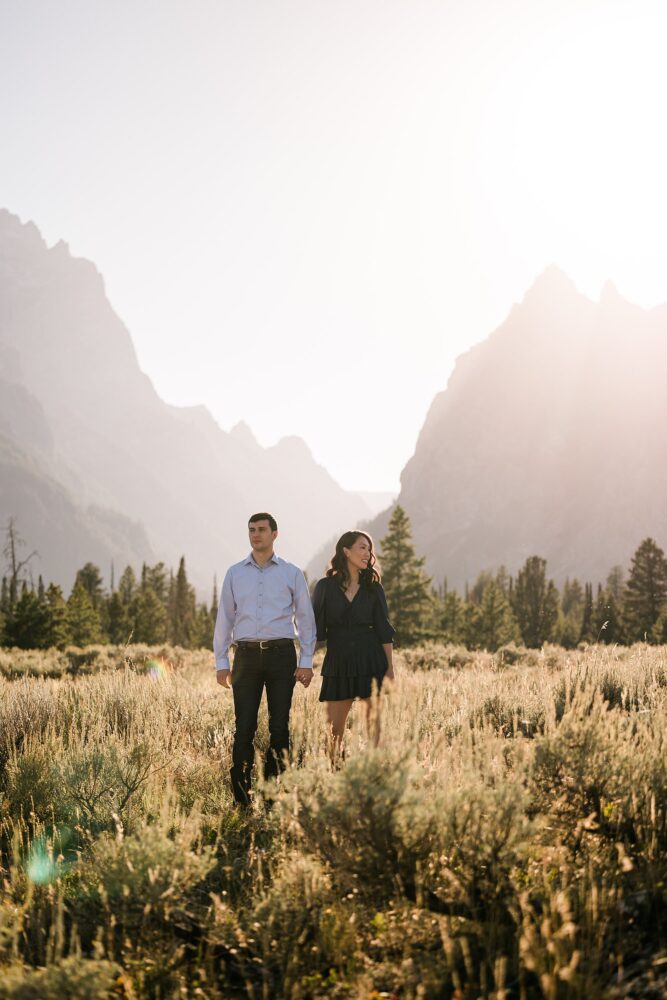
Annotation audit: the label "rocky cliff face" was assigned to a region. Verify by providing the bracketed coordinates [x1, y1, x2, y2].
[0, 209, 370, 589]
[371, 266, 667, 589]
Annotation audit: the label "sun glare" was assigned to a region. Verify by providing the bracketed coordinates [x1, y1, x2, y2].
[503, 7, 667, 299]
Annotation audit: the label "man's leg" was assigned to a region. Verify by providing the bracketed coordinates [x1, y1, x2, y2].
[230, 648, 264, 804]
[264, 643, 297, 782]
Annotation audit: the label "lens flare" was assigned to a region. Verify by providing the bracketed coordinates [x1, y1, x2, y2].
[25, 827, 74, 885]
[146, 657, 173, 681]
[26, 843, 60, 885]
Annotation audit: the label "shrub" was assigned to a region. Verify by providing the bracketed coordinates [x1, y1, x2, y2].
[248, 854, 356, 994]
[281, 748, 439, 902]
[0, 957, 121, 999]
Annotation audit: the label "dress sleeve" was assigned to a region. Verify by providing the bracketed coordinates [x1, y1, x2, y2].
[373, 583, 396, 643]
[312, 577, 328, 642]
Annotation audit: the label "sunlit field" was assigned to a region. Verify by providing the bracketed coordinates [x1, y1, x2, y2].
[2, 643, 667, 998]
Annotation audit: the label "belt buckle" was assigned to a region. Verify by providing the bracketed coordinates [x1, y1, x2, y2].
[259, 640, 270, 650]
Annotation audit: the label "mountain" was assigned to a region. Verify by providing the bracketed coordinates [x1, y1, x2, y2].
[365, 266, 667, 589]
[353, 491, 396, 516]
[0, 209, 371, 590]
[0, 364, 154, 585]
[0, 431, 154, 587]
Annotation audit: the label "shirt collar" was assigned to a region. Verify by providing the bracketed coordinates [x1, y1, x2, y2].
[244, 551, 280, 567]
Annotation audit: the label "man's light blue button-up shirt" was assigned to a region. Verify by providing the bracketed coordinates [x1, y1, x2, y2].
[214, 552, 316, 671]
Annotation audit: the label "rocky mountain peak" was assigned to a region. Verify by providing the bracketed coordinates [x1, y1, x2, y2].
[371, 266, 667, 589]
[0, 208, 372, 586]
[229, 420, 259, 447]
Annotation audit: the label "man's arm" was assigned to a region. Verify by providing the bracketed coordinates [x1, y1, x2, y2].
[293, 568, 316, 686]
[213, 569, 235, 685]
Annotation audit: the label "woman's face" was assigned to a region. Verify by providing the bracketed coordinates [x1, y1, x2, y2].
[343, 535, 371, 572]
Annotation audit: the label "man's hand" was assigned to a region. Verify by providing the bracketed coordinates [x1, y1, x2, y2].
[295, 668, 313, 688]
[216, 669, 231, 688]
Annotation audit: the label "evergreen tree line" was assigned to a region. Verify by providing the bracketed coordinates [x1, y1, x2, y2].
[0, 546, 217, 651]
[378, 507, 667, 650]
[3, 511, 667, 651]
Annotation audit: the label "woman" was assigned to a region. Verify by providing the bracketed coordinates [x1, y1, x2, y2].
[312, 530, 395, 755]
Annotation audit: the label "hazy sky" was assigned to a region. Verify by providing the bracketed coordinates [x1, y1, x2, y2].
[2, 0, 667, 492]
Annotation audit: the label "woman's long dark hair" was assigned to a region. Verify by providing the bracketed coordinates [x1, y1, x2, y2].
[326, 530, 381, 590]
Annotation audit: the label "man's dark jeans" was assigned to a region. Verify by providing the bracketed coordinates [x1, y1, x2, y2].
[230, 642, 297, 804]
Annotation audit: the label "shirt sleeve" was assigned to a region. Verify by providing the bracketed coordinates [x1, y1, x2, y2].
[312, 577, 328, 643]
[293, 568, 316, 668]
[373, 583, 396, 644]
[213, 569, 235, 670]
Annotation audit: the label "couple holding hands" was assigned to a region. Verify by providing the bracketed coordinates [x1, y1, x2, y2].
[214, 512, 395, 805]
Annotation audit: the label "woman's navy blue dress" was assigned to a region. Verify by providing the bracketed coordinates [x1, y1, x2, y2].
[312, 576, 395, 702]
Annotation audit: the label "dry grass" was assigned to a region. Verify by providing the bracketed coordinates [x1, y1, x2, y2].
[2, 642, 667, 997]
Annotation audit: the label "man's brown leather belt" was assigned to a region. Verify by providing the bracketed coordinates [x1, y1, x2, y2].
[235, 638, 294, 650]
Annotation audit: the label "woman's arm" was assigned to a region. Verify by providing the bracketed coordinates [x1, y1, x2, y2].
[373, 583, 396, 643]
[311, 578, 328, 648]
[374, 584, 396, 681]
[382, 642, 394, 680]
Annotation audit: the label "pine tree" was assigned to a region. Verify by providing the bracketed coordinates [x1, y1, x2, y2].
[170, 557, 196, 647]
[132, 584, 168, 645]
[378, 506, 434, 645]
[652, 605, 667, 644]
[556, 577, 585, 647]
[144, 562, 169, 605]
[4, 589, 51, 648]
[579, 583, 596, 643]
[511, 556, 559, 648]
[190, 602, 215, 650]
[44, 584, 70, 649]
[107, 591, 132, 645]
[476, 580, 520, 651]
[106, 566, 138, 644]
[623, 538, 667, 642]
[555, 610, 577, 649]
[606, 566, 625, 605]
[74, 562, 105, 608]
[462, 601, 482, 649]
[209, 575, 219, 636]
[469, 571, 494, 607]
[561, 578, 584, 618]
[592, 584, 623, 645]
[117, 566, 138, 606]
[439, 590, 466, 644]
[66, 583, 103, 646]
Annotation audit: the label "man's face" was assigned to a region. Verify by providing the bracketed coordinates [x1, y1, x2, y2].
[249, 519, 277, 552]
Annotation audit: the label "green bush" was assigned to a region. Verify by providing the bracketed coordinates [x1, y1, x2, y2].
[0, 957, 121, 1000]
[2, 643, 667, 994]
[282, 748, 441, 901]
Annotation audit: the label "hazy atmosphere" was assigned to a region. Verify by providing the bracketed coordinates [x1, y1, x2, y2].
[3, 0, 667, 492]
[6, 5, 667, 997]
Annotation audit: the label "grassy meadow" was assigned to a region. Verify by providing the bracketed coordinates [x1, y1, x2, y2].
[1, 642, 667, 998]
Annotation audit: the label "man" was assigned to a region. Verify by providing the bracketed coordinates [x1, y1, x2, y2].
[214, 512, 316, 805]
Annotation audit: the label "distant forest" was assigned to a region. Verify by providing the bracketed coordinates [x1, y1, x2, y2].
[2, 510, 667, 652]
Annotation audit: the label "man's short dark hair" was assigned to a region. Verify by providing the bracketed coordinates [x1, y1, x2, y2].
[249, 512, 278, 532]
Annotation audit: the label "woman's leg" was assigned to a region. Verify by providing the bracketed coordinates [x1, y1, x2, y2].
[362, 695, 382, 747]
[325, 699, 354, 762]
